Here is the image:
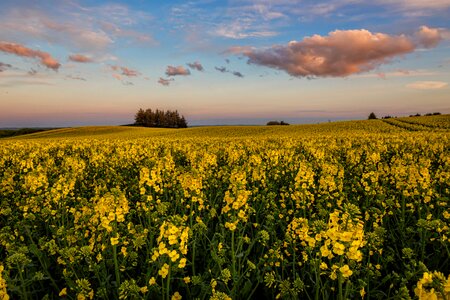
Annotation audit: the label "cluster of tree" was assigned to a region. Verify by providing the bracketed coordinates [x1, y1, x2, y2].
[369, 112, 442, 120]
[409, 112, 441, 117]
[368, 112, 377, 120]
[134, 108, 187, 128]
[267, 120, 290, 126]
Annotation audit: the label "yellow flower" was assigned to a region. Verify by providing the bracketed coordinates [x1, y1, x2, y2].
[121, 247, 127, 257]
[169, 250, 180, 262]
[178, 258, 187, 268]
[110, 236, 119, 246]
[211, 279, 217, 289]
[444, 274, 450, 293]
[172, 291, 182, 300]
[149, 277, 156, 285]
[183, 277, 191, 284]
[225, 221, 237, 231]
[320, 245, 331, 257]
[360, 287, 365, 298]
[152, 250, 160, 261]
[140, 286, 148, 294]
[59, 288, 67, 296]
[332, 242, 345, 256]
[158, 264, 170, 278]
[340, 265, 353, 278]
[421, 272, 433, 285]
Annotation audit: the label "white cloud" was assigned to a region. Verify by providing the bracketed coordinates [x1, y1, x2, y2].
[406, 81, 448, 89]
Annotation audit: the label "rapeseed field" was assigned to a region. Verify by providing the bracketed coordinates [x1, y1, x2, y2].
[0, 116, 449, 299]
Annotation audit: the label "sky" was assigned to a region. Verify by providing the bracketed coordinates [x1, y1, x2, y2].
[0, 0, 449, 127]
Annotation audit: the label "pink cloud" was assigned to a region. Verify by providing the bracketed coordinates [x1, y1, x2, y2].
[110, 65, 140, 77]
[69, 54, 94, 63]
[414, 26, 443, 48]
[229, 27, 444, 78]
[112, 73, 122, 81]
[406, 81, 448, 90]
[158, 77, 174, 86]
[166, 65, 191, 76]
[0, 42, 60, 70]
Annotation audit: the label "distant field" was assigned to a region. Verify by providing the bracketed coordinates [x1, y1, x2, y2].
[0, 128, 55, 139]
[1, 115, 449, 299]
[6, 114, 450, 140]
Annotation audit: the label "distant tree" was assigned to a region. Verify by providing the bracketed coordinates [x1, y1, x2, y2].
[267, 121, 280, 125]
[382, 116, 392, 119]
[134, 108, 188, 128]
[135, 108, 145, 126]
[432, 112, 441, 115]
[267, 120, 289, 126]
[368, 112, 377, 120]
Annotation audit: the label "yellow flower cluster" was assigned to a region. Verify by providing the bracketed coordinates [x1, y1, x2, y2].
[91, 189, 130, 233]
[414, 271, 450, 300]
[285, 210, 365, 280]
[152, 221, 190, 272]
[222, 170, 252, 231]
[0, 265, 8, 300]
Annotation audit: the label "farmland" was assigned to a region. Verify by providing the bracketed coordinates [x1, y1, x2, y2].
[0, 115, 449, 299]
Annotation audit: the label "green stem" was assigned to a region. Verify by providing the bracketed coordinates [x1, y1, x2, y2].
[315, 261, 320, 300]
[18, 264, 28, 300]
[166, 268, 171, 300]
[231, 230, 236, 295]
[113, 245, 120, 288]
[23, 227, 59, 292]
[192, 239, 196, 276]
[344, 280, 350, 300]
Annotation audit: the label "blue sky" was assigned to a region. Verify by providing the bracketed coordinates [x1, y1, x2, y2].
[0, 0, 449, 127]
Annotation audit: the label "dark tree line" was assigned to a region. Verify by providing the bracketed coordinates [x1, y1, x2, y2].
[267, 120, 289, 126]
[369, 112, 442, 120]
[134, 108, 187, 128]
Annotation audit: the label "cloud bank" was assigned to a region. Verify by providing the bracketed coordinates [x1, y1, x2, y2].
[229, 26, 444, 78]
[166, 65, 191, 76]
[0, 42, 60, 70]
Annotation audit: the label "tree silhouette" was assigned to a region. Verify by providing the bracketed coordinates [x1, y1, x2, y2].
[134, 108, 187, 128]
